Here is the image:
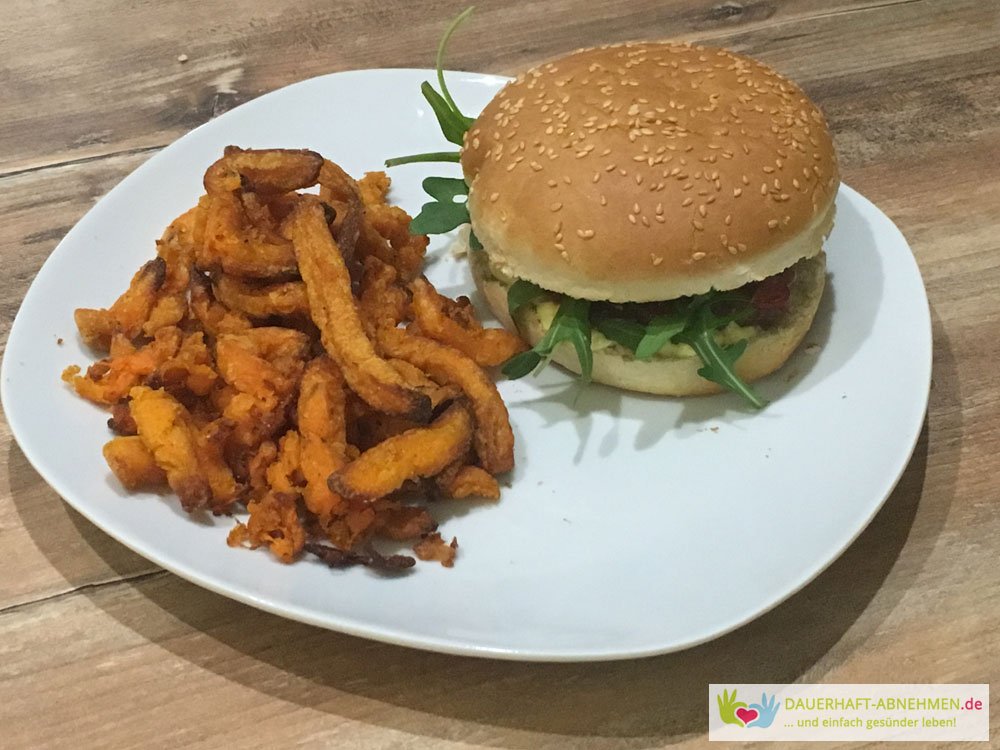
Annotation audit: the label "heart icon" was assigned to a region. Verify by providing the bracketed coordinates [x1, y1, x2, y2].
[736, 707, 759, 726]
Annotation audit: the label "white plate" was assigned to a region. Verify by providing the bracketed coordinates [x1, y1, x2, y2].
[1, 69, 931, 661]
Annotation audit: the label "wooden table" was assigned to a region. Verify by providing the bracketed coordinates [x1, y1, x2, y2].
[2, 1, 998, 747]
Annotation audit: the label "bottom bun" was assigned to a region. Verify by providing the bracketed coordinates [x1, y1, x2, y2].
[471, 249, 826, 397]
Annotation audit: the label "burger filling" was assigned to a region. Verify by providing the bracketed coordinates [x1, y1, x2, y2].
[473, 248, 825, 409]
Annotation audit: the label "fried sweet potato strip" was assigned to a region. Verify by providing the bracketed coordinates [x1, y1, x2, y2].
[297, 356, 349, 521]
[328, 402, 473, 502]
[357, 256, 409, 336]
[436, 464, 501, 500]
[372, 504, 438, 540]
[283, 198, 430, 421]
[213, 275, 310, 319]
[128, 386, 212, 510]
[103, 436, 167, 490]
[356, 170, 427, 282]
[204, 147, 323, 195]
[129, 386, 239, 511]
[377, 327, 514, 474]
[62, 326, 182, 405]
[232, 492, 305, 563]
[155, 331, 217, 397]
[413, 532, 459, 568]
[366, 203, 427, 283]
[144, 210, 197, 335]
[189, 273, 252, 336]
[265, 430, 302, 495]
[198, 190, 298, 279]
[410, 277, 526, 367]
[75, 258, 167, 350]
[318, 159, 363, 256]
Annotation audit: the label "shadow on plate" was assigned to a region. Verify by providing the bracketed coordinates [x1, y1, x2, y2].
[8, 309, 952, 748]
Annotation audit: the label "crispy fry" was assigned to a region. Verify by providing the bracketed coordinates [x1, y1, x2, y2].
[199, 191, 298, 278]
[265, 430, 302, 494]
[436, 463, 501, 500]
[358, 171, 391, 206]
[318, 159, 363, 255]
[413, 532, 459, 568]
[236, 492, 306, 563]
[378, 327, 514, 474]
[304, 541, 415, 571]
[204, 147, 323, 195]
[128, 386, 212, 511]
[189, 273, 252, 336]
[357, 256, 408, 336]
[155, 331, 217, 397]
[328, 402, 473, 502]
[365, 201, 428, 282]
[213, 275, 310, 319]
[128, 386, 239, 511]
[62, 326, 182, 405]
[284, 198, 431, 421]
[144, 211, 197, 335]
[410, 277, 526, 366]
[297, 356, 349, 520]
[75, 258, 166, 350]
[372, 504, 438, 540]
[103, 436, 167, 490]
[108, 399, 138, 436]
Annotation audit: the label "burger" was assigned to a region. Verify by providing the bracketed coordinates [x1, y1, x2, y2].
[393, 38, 839, 408]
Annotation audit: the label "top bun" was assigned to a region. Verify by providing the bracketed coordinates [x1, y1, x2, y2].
[461, 42, 839, 302]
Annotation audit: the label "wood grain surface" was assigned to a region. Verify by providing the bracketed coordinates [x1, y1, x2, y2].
[2, 0, 999, 747]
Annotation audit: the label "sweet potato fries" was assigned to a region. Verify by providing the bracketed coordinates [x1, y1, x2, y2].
[64, 147, 525, 570]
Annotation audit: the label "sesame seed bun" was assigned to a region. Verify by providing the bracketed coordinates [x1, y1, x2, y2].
[461, 42, 839, 302]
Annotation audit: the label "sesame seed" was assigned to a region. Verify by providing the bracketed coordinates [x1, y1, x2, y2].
[733, 187, 743, 197]
[652, 255, 664, 266]
[550, 202, 563, 212]
[577, 228, 596, 238]
[725, 214, 732, 225]
[737, 242, 747, 252]
[530, 161, 542, 171]
[555, 242, 566, 251]
[692, 219, 704, 231]
[761, 184, 768, 195]
[641, 216, 650, 227]
[767, 219, 779, 229]
[547, 179, 558, 187]
[682, 197, 693, 207]
[628, 215, 637, 224]
[692, 252, 706, 260]
[698, 204, 707, 217]
[592, 173, 601, 183]
[600, 194, 608, 206]
[632, 202, 640, 214]
[489, 192, 500, 202]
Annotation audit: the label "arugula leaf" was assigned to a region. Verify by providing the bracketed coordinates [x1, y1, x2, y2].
[634, 315, 688, 360]
[507, 279, 547, 313]
[384, 7, 476, 167]
[409, 176, 470, 235]
[409, 201, 470, 235]
[422, 176, 469, 202]
[384, 151, 461, 168]
[435, 6, 476, 123]
[421, 81, 471, 146]
[675, 301, 768, 409]
[594, 318, 645, 352]
[502, 297, 592, 381]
